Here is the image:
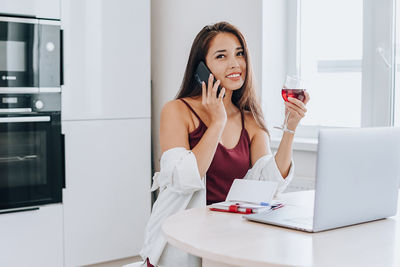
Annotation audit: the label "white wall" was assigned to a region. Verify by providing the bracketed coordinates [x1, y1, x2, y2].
[151, 0, 263, 171]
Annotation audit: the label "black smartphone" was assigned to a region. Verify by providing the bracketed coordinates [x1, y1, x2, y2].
[194, 61, 222, 97]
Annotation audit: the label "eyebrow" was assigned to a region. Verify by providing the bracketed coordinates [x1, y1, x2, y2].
[213, 47, 244, 55]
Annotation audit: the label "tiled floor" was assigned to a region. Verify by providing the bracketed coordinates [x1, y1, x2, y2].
[85, 256, 142, 267]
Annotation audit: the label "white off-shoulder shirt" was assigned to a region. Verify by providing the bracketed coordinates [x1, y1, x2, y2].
[139, 147, 294, 267]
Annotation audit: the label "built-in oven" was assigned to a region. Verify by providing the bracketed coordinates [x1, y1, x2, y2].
[0, 15, 62, 93]
[0, 93, 64, 212]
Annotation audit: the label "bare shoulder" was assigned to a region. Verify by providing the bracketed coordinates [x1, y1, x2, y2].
[161, 98, 201, 130]
[243, 110, 267, 141]
[161, 99, 189, 120]
[162, 99, 184, 113]
[159, 99, 192, 151]
[162, 97, 201, 114]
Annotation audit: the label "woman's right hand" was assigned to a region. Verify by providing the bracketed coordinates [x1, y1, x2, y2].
[201, 74, 227, 127]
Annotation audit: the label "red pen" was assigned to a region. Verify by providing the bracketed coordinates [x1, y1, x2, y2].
[209, 204, 253, 214]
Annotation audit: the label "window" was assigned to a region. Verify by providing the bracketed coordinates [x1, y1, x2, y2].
[299, 0, 363, 128]
[263, 0, 396, 141]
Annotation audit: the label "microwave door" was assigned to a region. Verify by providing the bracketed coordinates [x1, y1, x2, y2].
[0, 17, 39, 88]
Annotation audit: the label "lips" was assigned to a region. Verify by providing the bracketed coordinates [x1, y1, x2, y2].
[226, 72, 241, 80]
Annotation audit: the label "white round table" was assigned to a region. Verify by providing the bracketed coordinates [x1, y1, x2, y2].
[162, 191, 400, 267]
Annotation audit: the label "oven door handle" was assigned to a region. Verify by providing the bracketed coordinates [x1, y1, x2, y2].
[0, 155, 38, 163]
[0, 116, 51, 123]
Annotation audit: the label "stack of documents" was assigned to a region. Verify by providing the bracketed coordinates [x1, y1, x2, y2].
[209, 179, 279, 214]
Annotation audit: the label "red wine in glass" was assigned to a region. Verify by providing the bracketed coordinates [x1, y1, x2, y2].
[281, 89, 306, 102]
[274, 76, 306, 133]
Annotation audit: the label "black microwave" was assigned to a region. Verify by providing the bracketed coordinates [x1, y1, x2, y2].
[0, 16, 63, 92]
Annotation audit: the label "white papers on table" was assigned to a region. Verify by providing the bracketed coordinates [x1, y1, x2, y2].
[209, 179, 279, 213]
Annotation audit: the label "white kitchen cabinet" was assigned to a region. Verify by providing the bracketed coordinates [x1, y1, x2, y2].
[61, 0, 151, 121]
[0, 0, 60, 19]
[0, 204, 63, 267]
[62, 118, 151, 267]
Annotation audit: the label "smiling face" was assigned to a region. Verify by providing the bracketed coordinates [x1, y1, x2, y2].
[205, 32, 247, 91]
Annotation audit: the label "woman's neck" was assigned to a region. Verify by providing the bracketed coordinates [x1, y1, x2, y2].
[222, 89, 239, 116]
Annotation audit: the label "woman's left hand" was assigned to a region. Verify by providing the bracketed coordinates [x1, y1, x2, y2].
[285, 91, 310, 132]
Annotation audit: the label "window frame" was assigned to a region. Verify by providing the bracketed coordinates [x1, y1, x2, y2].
[276, 0, 396, 142]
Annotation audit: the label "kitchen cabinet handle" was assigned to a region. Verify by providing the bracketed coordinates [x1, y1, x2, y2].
[61, 134, 66, 188]
[60, 29, 64, 86]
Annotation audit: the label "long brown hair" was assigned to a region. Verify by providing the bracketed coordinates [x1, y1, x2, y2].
[176, 22, 269, 134]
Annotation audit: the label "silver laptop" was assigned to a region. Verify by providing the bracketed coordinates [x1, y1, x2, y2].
[244, 127, 400, 232]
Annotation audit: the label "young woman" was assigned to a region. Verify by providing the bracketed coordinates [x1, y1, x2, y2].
[161, 22, 309, 204]
[141, 21, 310, 267]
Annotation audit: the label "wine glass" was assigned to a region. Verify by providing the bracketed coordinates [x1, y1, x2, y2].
[274, 75, 306, 133]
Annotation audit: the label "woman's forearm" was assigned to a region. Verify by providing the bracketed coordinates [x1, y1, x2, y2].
[192, 122, 225, 177]
[274, 132, 294, 178]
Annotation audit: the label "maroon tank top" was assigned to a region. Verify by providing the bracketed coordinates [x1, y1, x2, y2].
[180, 99, 251, 205]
